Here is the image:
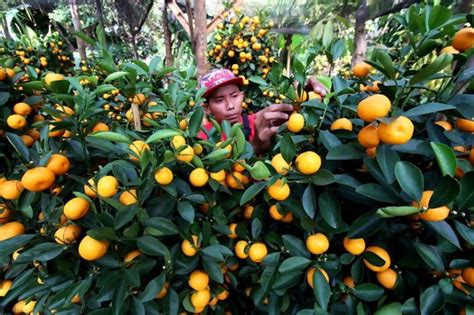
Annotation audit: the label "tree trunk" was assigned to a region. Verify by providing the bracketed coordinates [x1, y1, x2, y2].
[95, 0, 105, 28]
[1, 15, 12, 41]
[163, 3, 173, 67]
[185, 0, 196, 52]
[69, 0, 87, 61]
[194, 0, 207, 80]
[352, 0, 368, 67]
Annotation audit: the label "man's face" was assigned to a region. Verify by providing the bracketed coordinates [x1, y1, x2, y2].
[204, 84, 244, 124]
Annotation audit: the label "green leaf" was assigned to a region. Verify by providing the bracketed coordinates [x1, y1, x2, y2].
[177, 201, 195, 224]
[319, 130, 342, 150]
[137, 236, 171, 259]
[281, 133, 296, 162]
[356, 184, 402, 204]
[248, 76, 268, 86]
[376, 145, 399, 184]
[139, 273, 165, 302]
[375, 302, 402, 315]
[87, 227, 116, 240]
[327, 144, 366, 160]
[425, 221, 461, 250]
[454, 220, 474, 246]
[146, 129, 182, 143]
[282, 234, 310, 258]
[75, 31, 96, 45]
[204, 149, 230, 161]
[240, 181, 266, 206]
[313, 269, 330, 310]
[202, 257, 224, 283]
[429, 176, 459, 208]
[94, 84, 117, 95]
[112, 280, 127, 315]
[318, 190, 341, 229]
[189, 107, 204, 137]
[144, 218, 178, 236]
[353, 284, 384, 302]
[404, 103, 455, 117]
[457, 172, 474, 209]
[6, 132, 30, 161]
[0, 234, 35, 257]
[416, 39, 439, 58]
[278, 257, 311, 273]
[302, 185, 317, 219]
[376, 206, 420, 218]
[0, 92, 10, 106]
[420, 285, 444, 315]
[322, 20, 333, 49]
[104, 71, 129, 83]
[414, 243, 444, 271]
[395, 161, 424, 202]
[164, 288, 179, 315]
[347, 211, 384, 238]
[250, 161, 271, 180]
[89, 131, 131, 144]
[430, 142, 456, 177]
[312, 169, 335, 186]
[410, 53, 453, 84]
[375, 50, 395, 79]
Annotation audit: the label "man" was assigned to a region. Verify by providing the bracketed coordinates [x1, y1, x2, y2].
[197, 68, 326, 154]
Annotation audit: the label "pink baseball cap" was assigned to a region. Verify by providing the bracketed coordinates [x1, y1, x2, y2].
[199, 68, 243, 99]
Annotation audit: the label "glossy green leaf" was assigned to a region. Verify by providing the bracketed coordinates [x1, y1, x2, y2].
[375, 50, 395, 79]
[318, 190, 341, 229]
[6, 132, 30, 161]
[457, 172, 474, 209]
[250, 161, 271, 180]
[327, 144, 366, 160]
[278, 257, 311, 273]
[425, 221, 461, 250]
[395, 161, 424, 202]
[353, 284, 384, 302]
[188, 107, 204, 137]
[146, 129, 182, 143]
[205, 149, 231, 161]
[89, 131, 131, 144]
[430, 142, 456, 177]
[144, 218, 179, 236]
[375, 302, 402, 315]
[139, 273, 165, 302]
[414, 243, 444, 271]
[137, 236, 171, 259]
[281, 133, 296, 162]
[404, 103, 455, 117]
[104, 71, 129, 82]
[240, 181, 266, 206]
[313, 269, 330, 310]
[347, 211, 384, 238]
[410, 53, 453, 84]
[282, 234, 310, 258]
[376, 206, 419, 218]
[454, 220, 474, 246]
[429, 176, 459, 208]
[177, 201, 195, 224]
[302, 185, 317, 219]
[376, 145, 400, 184]
[416, 39, 439, 58]
[356, 184, 402, 204]
[420, 285, 444, 315]
[202, 257, 224, 283]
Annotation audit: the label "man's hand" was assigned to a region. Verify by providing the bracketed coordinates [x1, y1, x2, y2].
[252, 104, 294, 154]
[305, 76, 328, 97]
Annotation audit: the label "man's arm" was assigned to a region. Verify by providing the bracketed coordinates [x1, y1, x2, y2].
[251, 104, 294, 155]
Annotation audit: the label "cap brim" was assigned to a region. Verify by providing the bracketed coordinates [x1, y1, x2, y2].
[203, 77, 244, 99]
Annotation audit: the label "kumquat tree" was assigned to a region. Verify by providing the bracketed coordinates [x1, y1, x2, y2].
[0, 0, 473, 314]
